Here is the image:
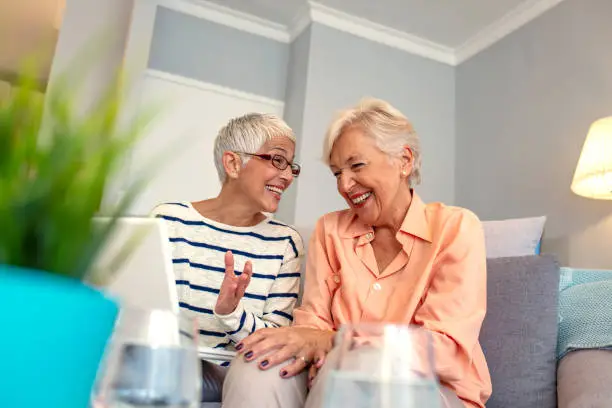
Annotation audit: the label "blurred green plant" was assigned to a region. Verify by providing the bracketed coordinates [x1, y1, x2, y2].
[0, 64, 155, 282]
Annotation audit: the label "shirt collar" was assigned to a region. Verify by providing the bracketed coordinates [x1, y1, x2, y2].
[398, 192, 432, 243]
[339, 212, 372, 238]
[339, 191, 432, 243]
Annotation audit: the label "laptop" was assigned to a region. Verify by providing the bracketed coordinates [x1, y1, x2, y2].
[93, 217, 236, 362]
[93, 217, 179, 313]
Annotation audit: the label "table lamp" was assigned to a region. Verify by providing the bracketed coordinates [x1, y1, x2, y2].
[571, 116, 612, 200]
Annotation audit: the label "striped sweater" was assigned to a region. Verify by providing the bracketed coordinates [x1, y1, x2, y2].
[152, 202, 304, 364]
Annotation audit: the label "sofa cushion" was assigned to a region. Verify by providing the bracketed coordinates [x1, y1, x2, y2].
[480, 255, 559, 408]
[557, 350, 612, 408]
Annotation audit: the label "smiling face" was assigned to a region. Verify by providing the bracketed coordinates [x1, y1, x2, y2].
[329, 126, 413, 227]
[236, 136, 296, 213]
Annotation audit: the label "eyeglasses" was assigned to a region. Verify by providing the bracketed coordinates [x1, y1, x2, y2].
[235, 152, 301, 177]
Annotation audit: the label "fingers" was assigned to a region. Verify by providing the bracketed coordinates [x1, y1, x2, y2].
[242, 260, 253, 278]
[215, 253, 252, 315]
[246, 337, 288, 364]
[224, 251, 236, 278]
[215, 253, 239, 315]
[278, 355, 310, 378]
[307, 349, 327, 388]
[312, 348, 327, 369]
[235, 261, 252, 298]
[308, 364, 319, 389]
[236, 327, 275, 353]
[255, 343, 300, 370]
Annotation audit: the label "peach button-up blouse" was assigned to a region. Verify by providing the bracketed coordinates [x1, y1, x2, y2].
[293, 193, 492, 407]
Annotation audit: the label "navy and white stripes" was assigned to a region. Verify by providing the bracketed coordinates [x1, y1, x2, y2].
[152, 202, 304, 365]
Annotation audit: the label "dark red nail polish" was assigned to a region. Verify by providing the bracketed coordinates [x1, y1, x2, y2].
[245, 351, 253, 359]
[260, 360, 268, 367]
[281, 370, 288, 377]
[235, 343, 243, 351]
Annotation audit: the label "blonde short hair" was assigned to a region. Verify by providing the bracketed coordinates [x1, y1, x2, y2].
[214, 113, 295, 182]
[322, 98, 422, 186]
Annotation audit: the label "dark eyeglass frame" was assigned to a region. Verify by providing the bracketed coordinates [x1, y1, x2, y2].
[235, 152, 301, 177]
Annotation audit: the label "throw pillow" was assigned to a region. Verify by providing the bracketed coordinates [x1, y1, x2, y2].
[480, 255, 559, 408]
[482, 216, 546, 258]
[557, 280, 612, 359]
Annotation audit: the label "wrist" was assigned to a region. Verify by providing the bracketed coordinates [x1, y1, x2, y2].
[319, 329, 336, 351]
[214, 301, 238, 316]
[214, 302, 245, 334]
[214, 306, 235, 316]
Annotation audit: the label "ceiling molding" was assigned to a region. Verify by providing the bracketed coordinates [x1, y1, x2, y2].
[288, 2, 312, 41]
[307, 2, 455, 65]
[455, 0, 568, 64]
[173, 0, 290, 42]
[146, 68, 285, 108]
[183, 0, 566, 66]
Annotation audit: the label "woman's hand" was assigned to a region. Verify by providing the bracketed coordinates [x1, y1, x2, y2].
[214, 251, 252, 315]
[236, 327, 335, 379]
[307, 355, 326, 389]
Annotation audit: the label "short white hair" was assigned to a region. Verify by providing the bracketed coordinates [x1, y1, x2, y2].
[322, 98, 422, 186]
[214, 113, 295, 182]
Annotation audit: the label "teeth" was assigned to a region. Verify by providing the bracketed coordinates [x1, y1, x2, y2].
[352, 192, 372, 204]
[266, 185, 283, 194]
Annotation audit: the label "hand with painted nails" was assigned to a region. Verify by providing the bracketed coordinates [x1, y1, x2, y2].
[235, 327, 334, 380]
[307, 354, 327, 389]
[214, 251, 253, 315]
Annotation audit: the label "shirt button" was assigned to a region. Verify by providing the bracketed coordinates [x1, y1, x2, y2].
[373, 282, 381, 291]
[333, 275, 340, 284]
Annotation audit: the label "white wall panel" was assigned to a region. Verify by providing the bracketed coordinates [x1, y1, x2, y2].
[125, 69, 284, 215]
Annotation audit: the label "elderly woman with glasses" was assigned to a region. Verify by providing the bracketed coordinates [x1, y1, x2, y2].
[222, 99, 491, 408]
[152, 113, 304, 402]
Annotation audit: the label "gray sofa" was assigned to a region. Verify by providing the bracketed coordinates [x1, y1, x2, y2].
[203, 254, 611, 407]
[482, 254, 612, 408]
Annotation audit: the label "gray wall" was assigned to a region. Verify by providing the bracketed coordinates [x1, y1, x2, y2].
[456, 0, 612, 268]
[57, 0, 609, 268]
[146, 14, 457, 230]
[275, 27, 312, 224]
[293, 23, 456, 229]
[148, 7, 289, 101]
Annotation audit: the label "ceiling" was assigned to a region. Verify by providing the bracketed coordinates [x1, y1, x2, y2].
[0, 0, 553, 83]
[205, 0, 531, 48]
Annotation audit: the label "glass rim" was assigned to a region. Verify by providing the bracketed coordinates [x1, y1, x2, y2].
[112, 307, 199, 344]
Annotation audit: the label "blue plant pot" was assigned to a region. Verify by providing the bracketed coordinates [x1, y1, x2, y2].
[0, 265, 119, 408]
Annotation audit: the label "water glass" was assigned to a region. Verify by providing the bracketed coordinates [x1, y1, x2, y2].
[322, 323, 441, 408]
[91, 307, 201, 408]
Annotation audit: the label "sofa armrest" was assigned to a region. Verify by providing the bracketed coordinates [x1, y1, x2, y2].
[557, 349, 612, 408]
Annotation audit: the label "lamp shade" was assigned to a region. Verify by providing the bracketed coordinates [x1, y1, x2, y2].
[571, 116, 612, 200]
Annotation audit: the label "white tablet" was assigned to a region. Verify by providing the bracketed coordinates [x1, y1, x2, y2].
[92, 217, 179, 314]
[94, 216, 238, 361]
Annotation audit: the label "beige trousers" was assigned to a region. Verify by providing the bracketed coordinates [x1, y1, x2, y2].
[222, 347, 464, 408]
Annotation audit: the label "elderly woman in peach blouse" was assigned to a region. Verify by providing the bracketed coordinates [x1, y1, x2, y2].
[222, 98, 492, 408]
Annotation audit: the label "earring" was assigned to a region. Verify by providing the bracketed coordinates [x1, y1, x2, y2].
[402, 170, 407, 176]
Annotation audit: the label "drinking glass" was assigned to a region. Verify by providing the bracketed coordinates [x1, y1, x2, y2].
[91, 307, 202, 408]
[322, 323, 441, 408]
